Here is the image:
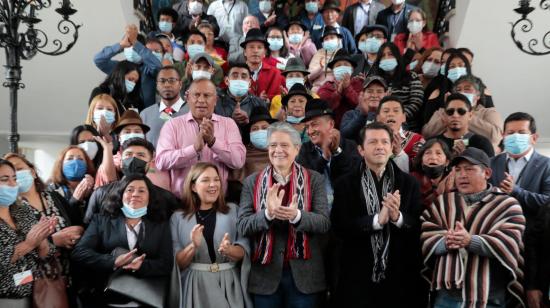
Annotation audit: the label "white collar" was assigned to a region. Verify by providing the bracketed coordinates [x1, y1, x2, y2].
[159, 97, 185, 113]
[506, 147, 535, 162]
[273, 169, 291, 185]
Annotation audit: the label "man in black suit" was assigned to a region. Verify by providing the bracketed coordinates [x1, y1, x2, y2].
[341, 0, 386, 37]
[375, 0, 416, 41]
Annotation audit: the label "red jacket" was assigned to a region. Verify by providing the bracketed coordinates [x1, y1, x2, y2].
[394, 31, 440, 55]
[250, 61, 285, 101]
[317, 76, 363, 128]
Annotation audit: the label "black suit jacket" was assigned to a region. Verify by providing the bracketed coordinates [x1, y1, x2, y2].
[375, 3, 416, 37]
[525, 204, 550, 301]
[331, 160, 425, 307]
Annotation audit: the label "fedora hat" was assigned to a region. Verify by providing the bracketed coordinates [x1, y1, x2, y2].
[282, 83, 312, 106]
[240, 28, 269, 49]
[113, 110, 150, 134]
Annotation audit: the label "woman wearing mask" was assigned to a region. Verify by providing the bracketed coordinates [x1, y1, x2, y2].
[197, 22, 227, 72]
[308, 26, 341, 93]
[48, 146, 96, 219]
[85, 94, 121, 138]
[393, 8, 440, 60]
[282, 83, 312, 143]
[355, 25, 388, 76]
[285, 19, 317, 67]
[415, 47, 443, 89]
[265, 26, 294, 71]
[89, 61, 143, 113]
[410, 139, 454, 207]
[69, 125, 103, 170]
[171, 163, 251, 308]
[72, 174, 173, 307]
[372, 42, 424, 132]
[0, 159, 57, 307]
[4, 153, 84, 306]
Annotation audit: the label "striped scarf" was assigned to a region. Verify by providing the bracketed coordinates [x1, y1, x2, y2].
[421, 187, 526, 308]
[252, 163, 312, 265]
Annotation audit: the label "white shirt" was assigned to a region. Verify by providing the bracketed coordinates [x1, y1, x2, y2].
[506, 147, 534, 184]
[207, 0, 249, 42]
[159, 97, 185, 114]
[125, 221, 142, 250]
[354, 1, 371, 35]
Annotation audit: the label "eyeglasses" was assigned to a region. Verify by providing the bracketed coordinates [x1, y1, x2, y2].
[445, 108, 468, 116]
[157, 78, 180, 85]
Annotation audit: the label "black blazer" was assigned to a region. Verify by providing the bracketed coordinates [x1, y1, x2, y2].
[525, 204, 550, 302]
[331, 160, 425, 307]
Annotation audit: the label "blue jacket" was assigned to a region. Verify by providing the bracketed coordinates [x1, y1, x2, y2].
[340, 108, 376, 141]
[299, 11, 324, 34]
[93, 41, 161, 109]
[311, 24, 357, 54]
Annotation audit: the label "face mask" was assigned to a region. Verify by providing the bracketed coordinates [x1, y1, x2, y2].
[440, 63, 446, 75]
[93, 109, 116, 126]
[288, 33, 303, 45]
[421, 164, 446, 179]
[124, 47, 142, 64]
[125, 79, 136, 93]
[164, 53, 174, 63]
[364, 38, 382, 54]
[250, 130, 268, 150]
[286, 77, 304, 90]
[120, 133, 145, 145]
[78, 141, 99, 160]
[422, 61, 440, 78]
[267, 38, 284, 51]
[407, 21, 423, 34]
[379, 58, 398, 72]
[503, 133, 531, 155]
[392, 0, 405, 4]
[192, 70, 212, 80]
[121, 202, 148, 219]
[459, 92, 476, 106]
[333, 66, 353, 81]
[259, 0, 272, 13]
[122, 157, 148, 176]
[447, 67, 467, 82]
[63, 159, 87, 181]
[228, 79, 249, 97]
[187, 44, 205, 59]
[16, 170, 34, 194]
[409, 60, 418, 71]
[189, 1, 203, 15]
[158, 21, 173, 33]
[0, 185, 18, 207]
[286, 115, 304, 124]
[322, 39, 339, 53]
[152, 51, 163, 62]
[305, 1, 318, 13]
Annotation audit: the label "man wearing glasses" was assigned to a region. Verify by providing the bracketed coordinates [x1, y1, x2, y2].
[140, 66, 188, 147]
[155, 78, 246, 198]
[435, 93, 494, 158]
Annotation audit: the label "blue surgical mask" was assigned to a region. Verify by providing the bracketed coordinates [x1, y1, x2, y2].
[379, 58, 398, 72]
[363, 38, 382, 54]
[409, 60, 418, 70]
[503, 133, 531, 155]
[228, 79, 249, 97]
[440, 63, 446, 75]
[459, 92, 476, 106]
[286, 115, 304, 124]
[16, 170, 34, 194]
[192, 70, 212, 80]
[250, 130, 268, 150]
[0, 185, 18, 207]
[333, 66, 353, 81]
[152, 51, 163, 62]
[158, 21, 173, 33]
[305, 1, 318, 13]
[63, 159, 87, 181]
[120, 133, 145, 144]
[93, 109, 116, 126]
[186, 44, 205, 59]
[125, 79, 136, 93]
[447, 67, 467, 82]
[322, 39, 339, 53]
[286, 77, 304, 90]
[288, 33, 303, 45]
[164, 53, 174, 63]
[124, 47, 142, 64]
[267, 38, 284, 51]
[121, 202, 148, 219]
[422, 61, 440, 78]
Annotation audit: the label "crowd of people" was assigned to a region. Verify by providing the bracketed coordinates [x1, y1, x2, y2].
[1, 0, 550, 307]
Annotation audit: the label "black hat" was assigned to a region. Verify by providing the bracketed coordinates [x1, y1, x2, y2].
[282, 57, 310, 76]
[327, 49, 357, 69]
[363, 75, 388, 90]
[285, 18, 307, 32]
[321, 26, 343, 40]
[249, 106, 277, 125]
[240, 28, 269, 49]
[450, 147, 490, 168]
[302, 99, 334, 122]
[282, 83, 312, 106]
[320, 0, 341, 13]
[354, 25, 389, 43]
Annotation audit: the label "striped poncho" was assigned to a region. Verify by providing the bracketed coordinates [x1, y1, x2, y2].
[420, 187, 526, 308]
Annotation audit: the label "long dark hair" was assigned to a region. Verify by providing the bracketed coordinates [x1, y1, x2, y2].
[265, 26, 289, 58]
[0, 159, 16, 174]
[412, 138, 452, 173]
[3, 153, 47, 193]
[372, 42, 410, 87]
[103, 174, 168, 222]
[98, 61, 143, 110]
[69, 125, 104, 168]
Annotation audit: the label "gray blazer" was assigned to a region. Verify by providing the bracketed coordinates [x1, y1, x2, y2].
[490, 150, 550, 222]
[237, 169, 330, 295]
[140, 102, 189, 148]
[341, 0, 386, 36]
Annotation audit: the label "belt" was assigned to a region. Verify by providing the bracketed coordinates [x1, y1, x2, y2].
[189, 262, 236, 273]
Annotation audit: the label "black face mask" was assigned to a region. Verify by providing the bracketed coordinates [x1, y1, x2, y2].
[421, 164, 446, 179]
[122, 157, 148, 176]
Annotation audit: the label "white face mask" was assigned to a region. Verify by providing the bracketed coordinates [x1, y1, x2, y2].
[192, 70, 212, 80]
[78, 141, 99, 160]
[392, 0, 405, 5]
[407, 21, 423, 34]
[188, 1, 203, 15]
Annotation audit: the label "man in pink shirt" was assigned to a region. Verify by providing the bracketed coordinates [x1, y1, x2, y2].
[155, 79, 246, 198]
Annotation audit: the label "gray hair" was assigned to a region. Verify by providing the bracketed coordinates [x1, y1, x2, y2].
[453, 75, 481, 94]
[267, 122, 302, 147]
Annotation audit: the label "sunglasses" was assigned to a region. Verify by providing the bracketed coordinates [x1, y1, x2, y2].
[445, 108, 468, 116]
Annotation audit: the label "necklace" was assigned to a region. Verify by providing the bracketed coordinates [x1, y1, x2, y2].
[196, 208, 215, 221]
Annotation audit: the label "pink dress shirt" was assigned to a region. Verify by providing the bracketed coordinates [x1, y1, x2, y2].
[155, 112, 246, 198]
